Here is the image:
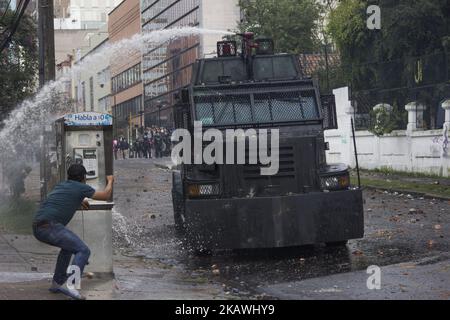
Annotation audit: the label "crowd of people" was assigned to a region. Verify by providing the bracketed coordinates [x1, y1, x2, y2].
[113, 127, 173, 160]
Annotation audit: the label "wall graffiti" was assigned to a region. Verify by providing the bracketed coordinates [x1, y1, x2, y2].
[432, 125, 449, 157]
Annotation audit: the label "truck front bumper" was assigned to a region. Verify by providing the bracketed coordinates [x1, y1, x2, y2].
[185, 190, 364, 250]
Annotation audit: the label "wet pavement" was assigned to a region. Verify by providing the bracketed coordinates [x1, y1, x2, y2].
[111, 158, 450, 300]
[0, 158, 448, 299]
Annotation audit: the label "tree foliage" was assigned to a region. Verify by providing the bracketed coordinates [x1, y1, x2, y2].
[238, 0, 321, 53]
[327, 0, 450, 77]
[0, 11, 38, 123]
[326, 0, 450, 132]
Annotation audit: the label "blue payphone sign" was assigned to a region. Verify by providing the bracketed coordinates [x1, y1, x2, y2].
[64, 112, 113, 127]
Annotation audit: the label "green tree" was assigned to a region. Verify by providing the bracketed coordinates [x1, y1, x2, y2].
[238, 0, 321, 53]
[0, 11, 38, 124]
[327, 0, 450, 133]
[327, 0, 450, 83]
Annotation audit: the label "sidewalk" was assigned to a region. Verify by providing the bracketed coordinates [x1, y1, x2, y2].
[0, 233, 115, 300]
[0, 231, 234, 300]
[352, 169, 450, 200]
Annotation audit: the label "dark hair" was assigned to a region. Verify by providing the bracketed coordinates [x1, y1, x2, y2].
[67, 164, 87, 182]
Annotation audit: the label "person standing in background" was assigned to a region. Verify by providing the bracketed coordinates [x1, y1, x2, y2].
[113, 139, 119, 161]
[119, 137, 129, 160]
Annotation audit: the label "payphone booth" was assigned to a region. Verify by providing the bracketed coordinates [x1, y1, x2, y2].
[52, 112, 115, 275]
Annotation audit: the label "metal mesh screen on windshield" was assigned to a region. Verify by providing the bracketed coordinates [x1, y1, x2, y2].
[194, 89, 320, 126]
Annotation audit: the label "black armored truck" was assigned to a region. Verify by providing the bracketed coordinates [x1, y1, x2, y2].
[171, 33, 364, 252]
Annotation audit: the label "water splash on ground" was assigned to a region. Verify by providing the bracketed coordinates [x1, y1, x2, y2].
[112, 208, 135, 247]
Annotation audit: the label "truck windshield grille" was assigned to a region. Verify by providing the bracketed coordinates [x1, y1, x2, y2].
[194, 89, 319, 126]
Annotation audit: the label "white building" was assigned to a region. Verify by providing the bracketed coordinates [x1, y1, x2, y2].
[54, 0, 123, 30]
[140, 0, 241, 126]
[54, 0, 122, 67]
[71, 25, 112, 114]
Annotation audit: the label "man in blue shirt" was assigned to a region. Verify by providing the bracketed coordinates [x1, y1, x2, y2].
[33, 164, 114, 300]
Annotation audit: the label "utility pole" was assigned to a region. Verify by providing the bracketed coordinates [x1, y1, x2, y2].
[38, 0, 56, 200]
[38, 0, 55, 87]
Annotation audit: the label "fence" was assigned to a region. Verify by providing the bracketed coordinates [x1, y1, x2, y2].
[348, 52, 449, 131]
[301, 51, 450, 131]
[325, 87, 450, 177]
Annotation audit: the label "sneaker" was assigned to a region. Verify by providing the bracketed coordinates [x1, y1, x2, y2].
[49, 280, 61, 294]
[50, 281, 86, 300]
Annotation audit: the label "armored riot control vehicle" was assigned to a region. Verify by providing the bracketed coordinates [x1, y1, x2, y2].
[171, 33, 364, 252]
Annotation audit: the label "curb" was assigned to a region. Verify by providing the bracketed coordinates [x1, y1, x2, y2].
[361, 185, 450, 202]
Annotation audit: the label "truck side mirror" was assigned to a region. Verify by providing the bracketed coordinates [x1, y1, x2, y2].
[321, 94, 338, 130]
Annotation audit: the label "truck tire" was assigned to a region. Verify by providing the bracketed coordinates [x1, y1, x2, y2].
[325, 240, 348, 247]
[172, 189, 186, 235]
[172, 171, 186, 235]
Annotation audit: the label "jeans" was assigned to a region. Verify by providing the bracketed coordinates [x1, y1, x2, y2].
[33, 221, 90, 286]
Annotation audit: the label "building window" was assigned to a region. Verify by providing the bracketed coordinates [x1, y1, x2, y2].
[113, 96, 143, 127]
[74, 85, 78, 111]
[111, 63, 142, 94]
[99, 96, 111, 114]
[89, 77, 94, 111]
[97, 67, 110, 87]
[81, 81, 86, 111]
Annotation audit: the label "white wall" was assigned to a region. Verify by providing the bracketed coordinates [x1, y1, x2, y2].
[325, 87, 450, 177]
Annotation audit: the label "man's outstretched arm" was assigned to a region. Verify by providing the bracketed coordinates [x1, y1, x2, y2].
[91, 176, 114, 201]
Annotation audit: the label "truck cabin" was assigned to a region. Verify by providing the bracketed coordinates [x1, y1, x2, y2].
[175, 38, 337, 131]
[173, 38, 345, 200]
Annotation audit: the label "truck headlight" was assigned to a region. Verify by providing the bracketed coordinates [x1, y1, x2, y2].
[187, 183, 220, 198]
[320, 174, 350, 191]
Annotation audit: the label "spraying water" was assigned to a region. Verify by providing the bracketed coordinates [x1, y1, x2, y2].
[112, 207, 134, 247]
[0, 27, 233, 160]
[0, 27, 232, 197]
[0, 26, 233, 234]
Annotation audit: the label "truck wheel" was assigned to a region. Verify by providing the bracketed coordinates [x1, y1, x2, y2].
[172, 189, 186, 235]
[325, 240, 348, 247]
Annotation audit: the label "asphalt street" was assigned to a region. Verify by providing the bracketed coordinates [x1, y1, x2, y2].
[110, 158, 450, 300]
[0, 158, 448, 300]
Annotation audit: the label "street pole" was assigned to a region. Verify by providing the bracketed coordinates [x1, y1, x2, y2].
[38, 0, 55, 87]
[38, 0, 55, 200]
